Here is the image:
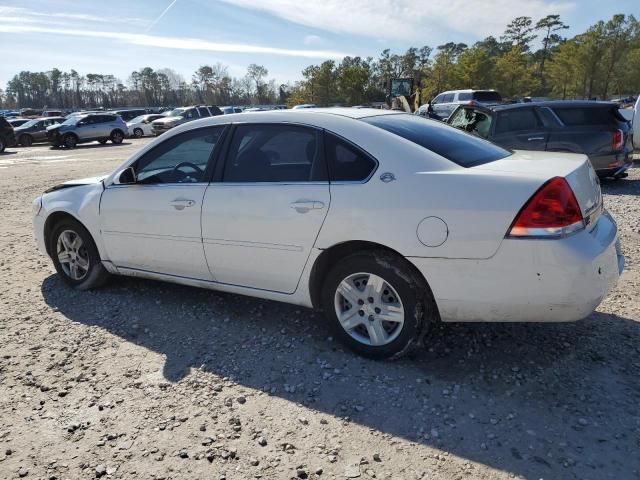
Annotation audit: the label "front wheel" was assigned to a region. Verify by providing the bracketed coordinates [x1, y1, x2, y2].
[133, 128, 143, 138]
[49, 218, 110, 290]
[63, 134, 77, 149]
[110, 130, 124, 144]
[321, 250, 433, 359]
[0, 137, 5, 153]
[19, 134, 33, 147]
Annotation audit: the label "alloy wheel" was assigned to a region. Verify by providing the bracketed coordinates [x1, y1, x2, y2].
[334, 272, 405, 346]
[56, 230, 90, 281]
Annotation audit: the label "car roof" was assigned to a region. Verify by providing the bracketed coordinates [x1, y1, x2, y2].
[459, 100, 619, 113]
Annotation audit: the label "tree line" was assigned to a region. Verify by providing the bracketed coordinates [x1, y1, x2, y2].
[1, 13, 638, 110]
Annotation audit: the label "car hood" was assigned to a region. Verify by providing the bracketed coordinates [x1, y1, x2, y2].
[45, 174, 108, 193]
[153, 116, 182, 124]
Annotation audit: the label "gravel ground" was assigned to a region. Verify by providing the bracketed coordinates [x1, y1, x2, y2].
[0, 140, 639, 480]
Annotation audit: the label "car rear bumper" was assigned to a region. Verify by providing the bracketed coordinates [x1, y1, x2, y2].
[591, 150, 632, 176]
[408, 210, 623, 323]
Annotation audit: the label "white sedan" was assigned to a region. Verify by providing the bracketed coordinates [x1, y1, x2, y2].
[32, 109, 625, 359]
[126, 114, 166, 138]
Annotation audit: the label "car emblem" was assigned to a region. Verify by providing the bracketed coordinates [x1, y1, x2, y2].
[379, 172, 396, 183]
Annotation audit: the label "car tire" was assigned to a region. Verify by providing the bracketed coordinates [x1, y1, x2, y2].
[63, 134, 77, 149]
[133, 128, 143, 138]
[19, 134, 33, 147]
[98, 139, 108, 144]
[110, 130, 124, 144]
[321, 250, 436, 359]
[0, 137, 5, 153]
[49, 218, 110, 290]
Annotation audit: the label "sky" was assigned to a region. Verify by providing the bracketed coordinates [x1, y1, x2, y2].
[0, 0, 637, 89]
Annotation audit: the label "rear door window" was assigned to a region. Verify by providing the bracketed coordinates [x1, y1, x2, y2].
[362, 114, 510, 167]
[442, 93, 455, 103]
[473, 91, 502, 102]
[494, 108, 540, 134]
[457, 92, 472, 101]
[553, 107, 620, 126]
[223, 124, 326, 182]
[198, 107, 211, 117]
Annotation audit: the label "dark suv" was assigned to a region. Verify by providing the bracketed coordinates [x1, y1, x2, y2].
[0, 116, 17, 152]
[47, 113, 128, 148]
[447, 101, 633, 178]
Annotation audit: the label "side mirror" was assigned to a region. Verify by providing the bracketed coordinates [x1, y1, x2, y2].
[114, 166, 137, 185]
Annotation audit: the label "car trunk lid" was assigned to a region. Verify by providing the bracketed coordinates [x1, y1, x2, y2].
[474, 150, 603, 222]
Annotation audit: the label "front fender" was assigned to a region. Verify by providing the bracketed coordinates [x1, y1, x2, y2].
[41, 182, 108, 260]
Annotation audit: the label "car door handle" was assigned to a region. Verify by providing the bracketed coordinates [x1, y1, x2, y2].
[170, 199, 196, 210]
[290, 200, 325, 212]
[527, 136, 545, 141]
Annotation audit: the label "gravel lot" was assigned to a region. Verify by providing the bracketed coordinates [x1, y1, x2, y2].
[1, 140, 639, 480]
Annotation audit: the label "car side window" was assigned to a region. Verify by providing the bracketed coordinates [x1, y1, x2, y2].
[442, 93, 455, 103]
[223, 124, 325, 182]
[495, 108, 541, 134]
[458, 92, 472, 101]
[135, 127, 224, 184]
[183, 109, 197, 119]
[325, 132, 377, 182]
[432, 94, 444, 104]
[198, 107, 210, 117]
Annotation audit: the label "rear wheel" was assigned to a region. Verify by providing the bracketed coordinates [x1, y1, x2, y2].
[63, 133, 77, 149]
[133, 128, 143, 138]
[0, 137, 5, 153]
[19, 134, 33, 147]
[110, 130, 124, 144]
[49, 218, 109, 290]
[321, 250, 433, 359]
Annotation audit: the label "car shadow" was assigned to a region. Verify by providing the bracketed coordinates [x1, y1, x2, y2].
[48, 142, 132, 151]
[40, 274, 640, 479]
[600, 175, 640, 196]
[0, 150, 18, 155]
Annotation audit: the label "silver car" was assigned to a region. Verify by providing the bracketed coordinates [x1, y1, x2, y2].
[46, 113, 128, 148]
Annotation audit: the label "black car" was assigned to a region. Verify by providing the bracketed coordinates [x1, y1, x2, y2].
[109, 109, 147, 122]
[0, 116, 17, 152]
[14, 117, 65, 146]
[447, 101, 633, 178]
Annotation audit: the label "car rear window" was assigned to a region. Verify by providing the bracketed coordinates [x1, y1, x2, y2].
[553, 106, 622, 126]
[362, 114, 511, 167]
[473, 91, 502, 102]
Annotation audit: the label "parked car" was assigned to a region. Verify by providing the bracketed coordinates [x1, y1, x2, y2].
[14, 116, 65, 146]
[32, 108, 623, 359]
[0, 116, 17, 152]
[20, 108, 42, 118]
[42, 110, 63, 117]
[127, 114, 166, 138]
[447, 101, 634, 178]
[46, 113, 128, 148]
[420, 89, 503, 120]
[220, 106, 243, 114]
[292, 104, 317, 109]
[8, 118, 30, 128]
[109, 108, 147, 122]
[151, 105, 222, 135]
[634, 95, 640, 150]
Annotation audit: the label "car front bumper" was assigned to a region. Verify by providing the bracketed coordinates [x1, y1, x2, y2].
[408, 210, 623, 323]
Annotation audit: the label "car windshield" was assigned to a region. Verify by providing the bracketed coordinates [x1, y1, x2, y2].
[60, 116, 80, 126]
[165, 108, 186, 117]
[362, 114, 511, 167]
[20, 119, 39, 128]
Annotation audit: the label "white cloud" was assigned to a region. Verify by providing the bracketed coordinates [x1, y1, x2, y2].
[303, 34, 324, 46]
[0, 24, 351, 59]
[220, 0, 575, 41]
[0, 6, 146, 27]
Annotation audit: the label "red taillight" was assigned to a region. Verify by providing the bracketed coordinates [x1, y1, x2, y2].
[612, 129, 623, 151]
[507, 177, 584, 238]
